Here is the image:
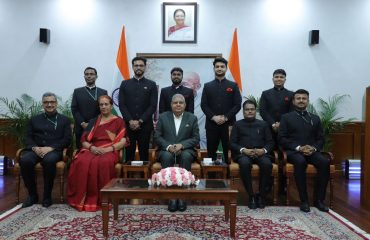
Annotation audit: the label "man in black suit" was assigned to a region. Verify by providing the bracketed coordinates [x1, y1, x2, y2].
[20, 92, 72, 208]
[259, 69, 294, 139]
[155, 94, 200, 212]
[201, 57, 241, 162]
[159, 67, 194, 114]
[278, 89, 330, 212]
[230, 100, 274, 209]
[71, 67, 108, 149]
[119, 57, 158, 162]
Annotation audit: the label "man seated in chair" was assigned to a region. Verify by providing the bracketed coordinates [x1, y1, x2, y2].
[20, 92, 72, 208]
[230, 100, 274, 209]
[278, 89, 330, 212]
[154, 94, 200, 212]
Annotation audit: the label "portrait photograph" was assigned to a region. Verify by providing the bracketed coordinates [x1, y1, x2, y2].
[162, 2, 198, 43]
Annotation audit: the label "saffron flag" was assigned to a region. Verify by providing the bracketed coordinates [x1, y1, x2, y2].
[228, 28, 243, 91]
[111, 26, 130, 115]
[116, 26, 130, 80]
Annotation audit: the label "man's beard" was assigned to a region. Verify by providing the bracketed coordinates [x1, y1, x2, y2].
[215, 72, 225, 78]
[172, 78, 182, 85]
[135, 70, 144, 78]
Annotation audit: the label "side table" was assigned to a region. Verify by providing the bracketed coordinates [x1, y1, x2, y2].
[122, 161, 150, 179]
[201, 162, 228, 179]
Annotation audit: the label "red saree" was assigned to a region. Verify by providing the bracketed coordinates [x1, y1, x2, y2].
[67, 115, 126, 212]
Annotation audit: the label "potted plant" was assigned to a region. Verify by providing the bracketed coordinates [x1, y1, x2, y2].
[307, 94, 355, 152]
[0, 94, 42, 148]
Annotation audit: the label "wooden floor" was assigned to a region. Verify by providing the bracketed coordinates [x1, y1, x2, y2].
[1, 173, 370, 234]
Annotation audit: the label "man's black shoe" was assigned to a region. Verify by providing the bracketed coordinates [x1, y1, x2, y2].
[22, 195, 39, 208]
[178, 199, 187, 212]
[42, 198, 53, 208]
[248, 195, 257, 209]
[300, 201, 311, 212]
[168, 199, 177, 212]
[257, 194, 266, 209]
[314, 200, 329, 212]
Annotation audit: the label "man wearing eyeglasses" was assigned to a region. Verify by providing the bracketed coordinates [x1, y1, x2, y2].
[20, 92, 72, 208]
[118, 57, 158, 162]
[71, 67, 108, 149]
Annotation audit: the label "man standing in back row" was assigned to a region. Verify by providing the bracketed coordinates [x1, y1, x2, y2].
[259, 69, 294, 141]
[119, 57, 158, 162]
[201, 57, 241, 162]
[71, 67, 108, 149]
[159, 67, 194, 114]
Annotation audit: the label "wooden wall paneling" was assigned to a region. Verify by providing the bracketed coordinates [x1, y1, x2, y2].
[362, 87, 370, 209]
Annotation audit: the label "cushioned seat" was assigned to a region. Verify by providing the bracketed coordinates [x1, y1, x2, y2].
[229, 151, 279, 205]
[150, 149, 202, 178]
[14, 148, 68, 203]
[283, 151, 335, 208]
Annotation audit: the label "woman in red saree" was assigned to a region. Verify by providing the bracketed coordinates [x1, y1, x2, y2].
[67, 95, 127, 211]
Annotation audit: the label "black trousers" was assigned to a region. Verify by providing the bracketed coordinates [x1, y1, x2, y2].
[206, 125, 230, 162]
[237, 155, 272, 197]
[125, 127, 152, 162]
[287, 151, 330, 202]
[159, 150, 194, 171]
[19, 150, 62, 199]
[74, 126, 83, 149]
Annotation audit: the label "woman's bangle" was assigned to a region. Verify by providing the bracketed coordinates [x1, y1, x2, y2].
[111, 145, 115, 151]
[88, 145, 93, 151]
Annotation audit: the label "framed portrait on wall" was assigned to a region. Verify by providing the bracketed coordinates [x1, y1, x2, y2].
[162, 2, 198, 43]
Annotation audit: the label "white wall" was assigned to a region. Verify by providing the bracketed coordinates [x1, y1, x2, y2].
[0, 0, 369, 120]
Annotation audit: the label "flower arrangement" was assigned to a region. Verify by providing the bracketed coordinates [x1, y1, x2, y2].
[149, 167, 199, 187]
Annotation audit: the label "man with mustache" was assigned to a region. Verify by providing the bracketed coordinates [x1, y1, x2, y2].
[20, 92, 72, 208]
[230, 100, 274, 209]
[71, 67, 108, 149]
[278, 89, 330, 212]
[159, 67, 194, 114]
[201, 57, 242, 163]
[118, 57, 158, 162]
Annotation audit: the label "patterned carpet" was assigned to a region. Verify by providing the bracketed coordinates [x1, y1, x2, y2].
[0, 204, 368, 239]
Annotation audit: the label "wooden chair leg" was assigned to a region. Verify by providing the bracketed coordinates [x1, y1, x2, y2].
[330, 176, 333, 209]
[16, 174, 20, 204]
[60, 174, 64, 203]
[286, 175, 290, 205]
[273, 175, 278, 205]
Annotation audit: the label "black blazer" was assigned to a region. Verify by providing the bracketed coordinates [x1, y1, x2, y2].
[259, 87, 294, 126]
[118, 77, 158, 128]
[200, 78, 241, 129]
[71, 86, 108, 129]
[230, 118, 274, 160]
[278, 110, 324, 155]
[25, 112, 72, 151]
[159, 85, 194, 113]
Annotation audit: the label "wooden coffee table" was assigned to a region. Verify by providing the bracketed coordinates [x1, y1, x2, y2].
[101, 178, 238, 238]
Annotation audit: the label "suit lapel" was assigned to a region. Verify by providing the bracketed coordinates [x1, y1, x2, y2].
[168, 113, 177, 138]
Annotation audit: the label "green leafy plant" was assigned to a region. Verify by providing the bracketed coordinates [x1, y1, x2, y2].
[243, 95, 260, 111]
[56, 95, 74, 124]
[0, 94, 43, 148]
[308, 94, 355, 152]
[0, 94, 73, 148]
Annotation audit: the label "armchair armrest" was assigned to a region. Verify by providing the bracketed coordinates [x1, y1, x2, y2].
[15, 148, 25, 164]
[149, 147, 159, 166]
